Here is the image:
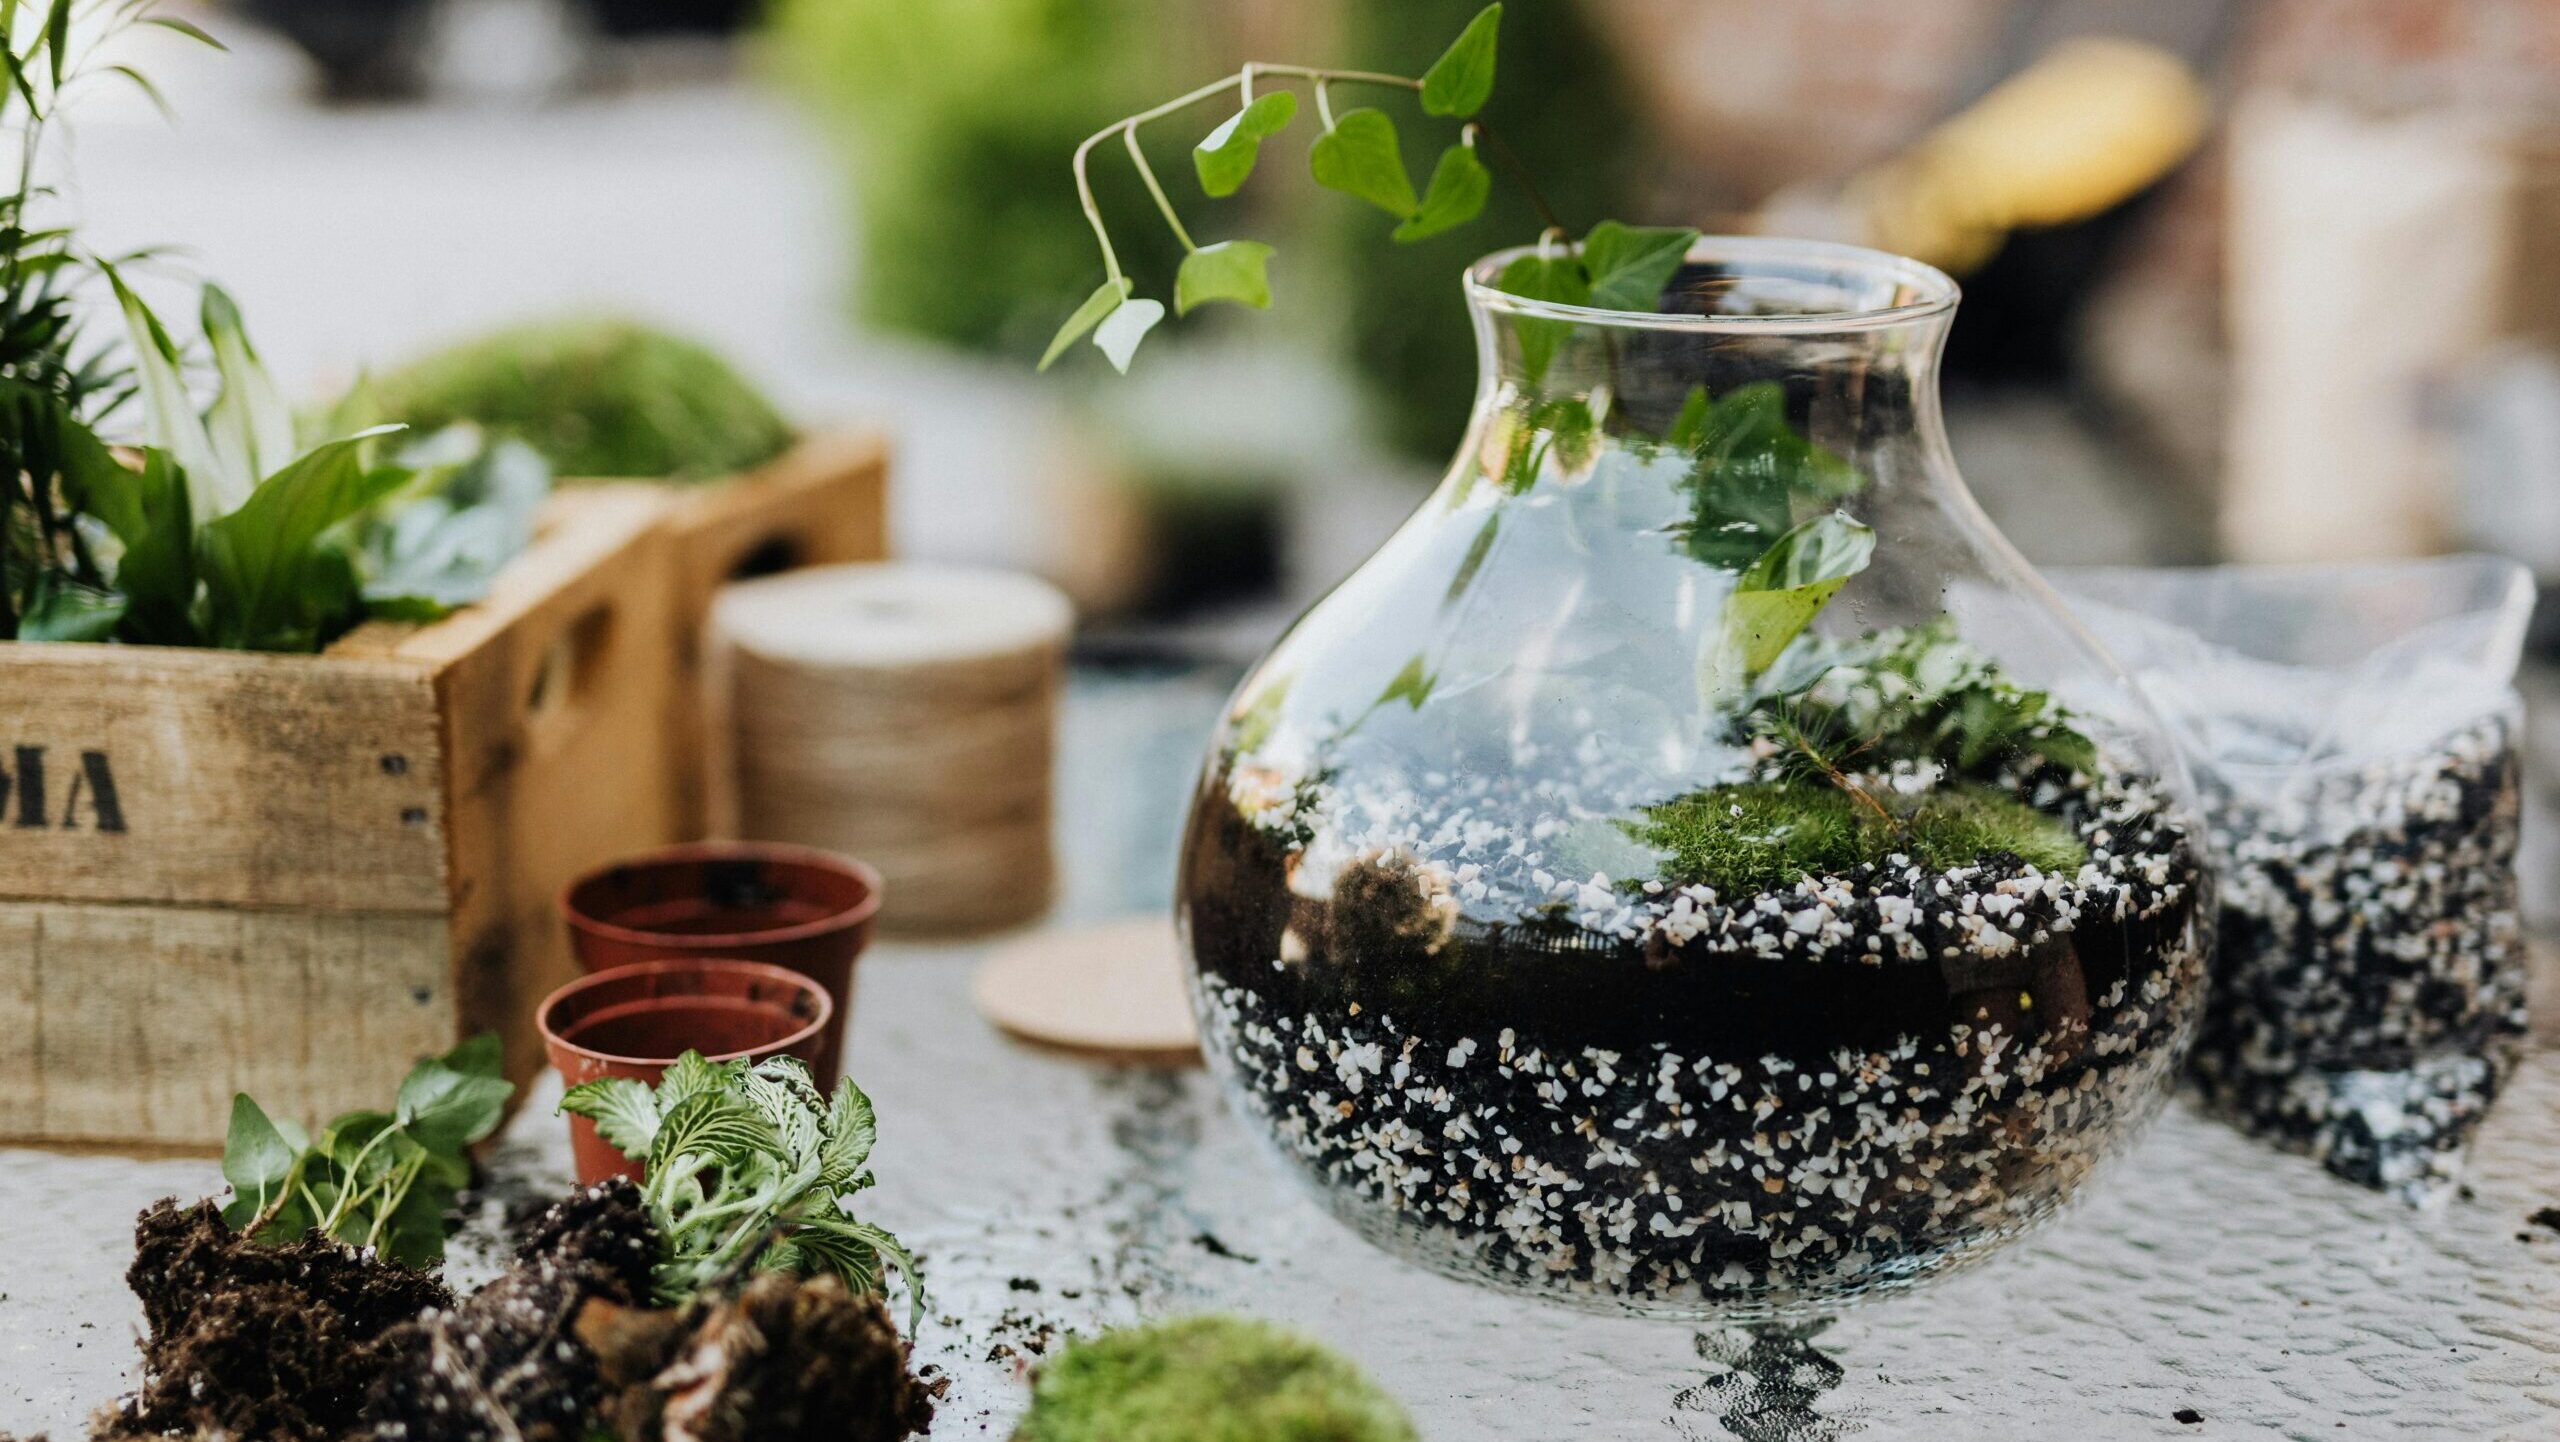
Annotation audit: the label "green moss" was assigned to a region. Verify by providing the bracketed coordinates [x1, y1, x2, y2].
[365, 318, 795, 481]
[1628, 778, 2086, 894]
[1012, 1315, 1417, 1442]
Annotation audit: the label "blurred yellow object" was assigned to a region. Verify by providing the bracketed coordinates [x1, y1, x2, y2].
[1844, 38, 2212, 274]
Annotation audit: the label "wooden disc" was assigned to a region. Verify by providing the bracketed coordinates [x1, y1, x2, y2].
[714, 563, 1073, 702]
[971, 916, 1200, 1063]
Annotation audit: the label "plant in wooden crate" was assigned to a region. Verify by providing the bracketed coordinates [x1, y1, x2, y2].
[3, 4, 544, 652]
[0, 3, 687, 1149]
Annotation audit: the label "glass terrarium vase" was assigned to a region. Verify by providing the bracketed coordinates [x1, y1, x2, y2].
[1177, 237, 2213, 1320]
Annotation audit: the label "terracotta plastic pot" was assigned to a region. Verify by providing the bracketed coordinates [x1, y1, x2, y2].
[538, 958, 833, 1184]
[560, 841, 881, 1085]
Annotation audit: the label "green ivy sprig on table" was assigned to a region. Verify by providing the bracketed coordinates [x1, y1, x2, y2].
[1042, 3, 1702, 376]
[221, 1034, 512, 1268]
[562, 1051, 925, 1328]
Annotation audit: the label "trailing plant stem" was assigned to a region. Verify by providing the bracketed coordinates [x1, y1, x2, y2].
[1072, 64, 1423, 285]
[1124, 126, 1194, 252]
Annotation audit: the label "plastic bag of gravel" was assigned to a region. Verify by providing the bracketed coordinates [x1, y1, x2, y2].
[2053, 557, 2535, 1204]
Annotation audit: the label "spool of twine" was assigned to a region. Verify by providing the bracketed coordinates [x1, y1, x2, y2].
[711, 564, 1072, 936]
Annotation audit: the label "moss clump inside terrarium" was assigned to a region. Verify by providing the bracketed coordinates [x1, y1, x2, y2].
[1011, 1315, 1416, 1442]
[1625, 778, 2087, 895]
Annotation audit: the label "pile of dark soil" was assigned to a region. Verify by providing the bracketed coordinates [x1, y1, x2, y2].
[98, 1199, 453, 1442]
[361, 1180, 657, 1442]
[55, 1181, 932, 1442]
[579, 1272, 938, 1442]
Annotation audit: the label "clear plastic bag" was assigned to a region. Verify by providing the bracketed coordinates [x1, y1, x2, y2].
[2053, 557, 2535, 1203]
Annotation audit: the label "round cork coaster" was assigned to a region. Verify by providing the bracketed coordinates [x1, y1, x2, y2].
[971, 916, 1199, 1064]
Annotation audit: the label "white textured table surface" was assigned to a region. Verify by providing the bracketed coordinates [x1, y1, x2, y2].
[2, 672, 2555, 1441]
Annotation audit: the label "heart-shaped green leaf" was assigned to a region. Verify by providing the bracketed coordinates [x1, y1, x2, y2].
[1582, 220, 1699, 313]
[1194, 90, 1297, 198]
[1395, 144, 1491, 243]
[1421, 4, 1502, 117]
[1093, 297, 1165, 373]
[1723, 511, 1876, 673]
[1176, 240, 1276, 315]
[1378, 655, 1437, 711]
[1491, 251, 1590, 383]
[1310, 109, 1417, 219]
[1039, 277, 1133, 372]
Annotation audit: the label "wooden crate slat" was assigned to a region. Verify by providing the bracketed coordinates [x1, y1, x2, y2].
[0, 902, 450, 1146]
[0, 648, 447, 912]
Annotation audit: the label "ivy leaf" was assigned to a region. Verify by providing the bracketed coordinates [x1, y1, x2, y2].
[1491, 251, 1589, 384]
[562, 1077, 664, 1161]
[1309, 109, 1416, 220]
[1420, 3, 1502, 118]
[1093, 297, 1165, 374]
[1581, 220, 1698, 313]
[1175, 240, 1275, 315]
[220, 1093, 302, 1233]
[1039, 277, 1133, 372]
[1193, 90, 1296, 198]
[1394, 144, 1491, 243]
[1669, 384, 1861, 569]
[1378, 655, 1436, 711]
[395, 1034, 512, 1155]
[1721, 512, 1876, 675]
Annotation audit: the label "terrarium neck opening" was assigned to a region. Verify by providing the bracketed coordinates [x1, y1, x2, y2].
[1463, 235, 1961, 336]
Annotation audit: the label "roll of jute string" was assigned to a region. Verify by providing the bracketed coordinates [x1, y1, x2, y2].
[711, 564, 1072, 936]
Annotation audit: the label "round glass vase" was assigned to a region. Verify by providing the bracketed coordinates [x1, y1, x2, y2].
[1177, 237, 2212, 1321]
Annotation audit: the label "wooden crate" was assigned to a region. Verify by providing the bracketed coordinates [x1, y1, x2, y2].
[0, 488, 685, 1148]
[586, 431, 892, 838]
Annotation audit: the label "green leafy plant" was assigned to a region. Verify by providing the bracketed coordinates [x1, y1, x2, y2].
[353, 426, 554, 616]
[1753, 618, 2098, 780]
[1045, 4, 1692, 376]
[561, 1051, 923, 1325]
[3, 5, 538, 652]
[0, 1, 222, 641]
[1012, 1314, 1418, 1442]
[361, 317, 797, 482]
[221, 1034, 511, 1268]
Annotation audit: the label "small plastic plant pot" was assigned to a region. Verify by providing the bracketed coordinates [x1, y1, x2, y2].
[538, 958, 834, 1185]
[560, 841, 881, 1086]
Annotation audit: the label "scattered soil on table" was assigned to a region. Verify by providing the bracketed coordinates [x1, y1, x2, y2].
[2529, 1207, 2560, 1237]
[361, 1180, 656, 1442]
[99, 1198, 453, 1442]
[579, 1272, 936, 1442]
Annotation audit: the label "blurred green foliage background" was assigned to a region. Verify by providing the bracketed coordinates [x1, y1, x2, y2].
[766, 0, 1651, 460]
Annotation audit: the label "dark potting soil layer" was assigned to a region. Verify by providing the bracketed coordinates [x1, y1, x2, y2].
[2187, 711, 2529, 1203]
[1181, 761, 2206, 1315]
